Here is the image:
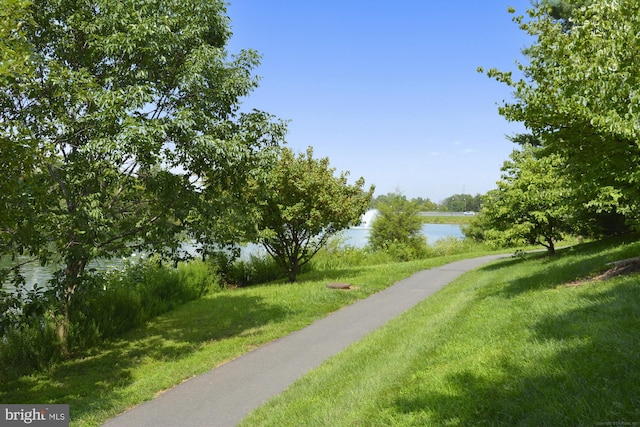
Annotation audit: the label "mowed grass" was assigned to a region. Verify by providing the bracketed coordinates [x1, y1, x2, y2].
[239, 236, 640, 426]
[0, 252, 485, 427]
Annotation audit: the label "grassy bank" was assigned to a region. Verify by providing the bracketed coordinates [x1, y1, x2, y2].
[420, 215, 473, 224]
[0, 249, 491, 427]
[239, 236, 640, 425]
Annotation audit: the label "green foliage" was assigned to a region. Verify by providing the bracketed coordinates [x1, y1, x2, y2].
[0, 0, 33, 80]
[468, 147, 573, 254]
[428, 236, 485, 258]
[224, 254, 284, 287]
[0, 258, 217, 380]
[254, 147, 374, 282]
[0, 320, 61, 381]
[310, 247, 395, 271]
[369, 193, 429, 260]
[371, 193, 438, 212]
[0, 0, 285, 350]
[440, 193, 482, 212]
[308, 233, 489, 273]
[483, 0, 640, 223]
[542, 0, 594, 31]
[412, 197, 439, 212]
[70, 258, 216, 344]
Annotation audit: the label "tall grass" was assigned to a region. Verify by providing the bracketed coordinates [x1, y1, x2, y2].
[309, 236, 492, 270]
[0, 258, 218, 380]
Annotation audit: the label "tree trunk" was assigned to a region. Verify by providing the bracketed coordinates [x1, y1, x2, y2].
[546, 237, 555, 256]
[286, 258, 299, 282]
[57, 257, 86, 357]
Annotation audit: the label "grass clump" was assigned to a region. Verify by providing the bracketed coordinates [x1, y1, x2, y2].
[0, 257, 217, 380]
[239, 236, 640, 426]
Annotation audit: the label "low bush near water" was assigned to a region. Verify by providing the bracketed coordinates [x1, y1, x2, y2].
[225, 255, 283, 287]
[0, 258, 218, 380]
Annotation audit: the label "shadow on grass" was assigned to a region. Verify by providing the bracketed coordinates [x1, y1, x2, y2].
[476, 253, 542, 272]
[393, 275, 640, 425]
[0, 293, 289, 412]
[478, 239, 640, 298]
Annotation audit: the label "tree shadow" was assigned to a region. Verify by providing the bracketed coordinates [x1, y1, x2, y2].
[0, 293, 289, 417]
[392, 276, 640, 425]
[478, 246, 621, 298]
[475, 252, 542, 272]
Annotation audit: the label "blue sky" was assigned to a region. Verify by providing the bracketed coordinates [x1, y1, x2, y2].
[226, 1, 533, 203]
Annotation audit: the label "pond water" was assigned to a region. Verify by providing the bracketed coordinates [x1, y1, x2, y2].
[3, 224, 464, 290]
[341, 223, 464, 249]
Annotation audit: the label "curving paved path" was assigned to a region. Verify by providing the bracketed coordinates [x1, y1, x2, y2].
[103, 254, 506, 427]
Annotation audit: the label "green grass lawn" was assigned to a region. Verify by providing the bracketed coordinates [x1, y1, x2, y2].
[420, 215, 473, 225]
[3, 237, 638, 426]
[239, 236, 640, 426]
[0, 252, 484, 427]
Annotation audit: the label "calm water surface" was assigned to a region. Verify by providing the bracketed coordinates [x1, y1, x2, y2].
[342, 223, 463, 248]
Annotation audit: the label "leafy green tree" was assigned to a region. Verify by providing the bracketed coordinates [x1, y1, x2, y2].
[0, 0, 32, 80]
[470, 147, 572, 255]
[254, 147, 373, 282]
[369, 192, 428, 259]
[370, 193, 392, 209]
[0, 0, 38, 259]
[371, 193, 437, 212]
[0, 0, 285, 352]
[541, 0, 594, 30]
[413, 197, 439, 212]
[441, 194, 481, 212]
[482, 1, 640, 225]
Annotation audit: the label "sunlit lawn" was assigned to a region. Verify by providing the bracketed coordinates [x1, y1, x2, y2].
[0, 252, 482, 427]
[4, 236, 636, 426]
[239, 237, 640, 426]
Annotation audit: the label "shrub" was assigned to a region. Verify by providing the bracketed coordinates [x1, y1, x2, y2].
[379, 240, 429, 262]
[227, 255, 283, 287]
[0, 257, 218, 380]
[71, 258, 217, 342]
[369, 192, 429, 260]
[310, 244, 396, 271]
[0, 287, 62, 380]
[177, 260, 219, 299]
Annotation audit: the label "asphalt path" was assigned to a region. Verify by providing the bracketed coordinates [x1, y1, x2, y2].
[103, 254, 507, 427]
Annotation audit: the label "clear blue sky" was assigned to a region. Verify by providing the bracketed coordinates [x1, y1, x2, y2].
[225, 1, 533, 203]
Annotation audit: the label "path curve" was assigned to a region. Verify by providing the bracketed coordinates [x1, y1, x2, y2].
[103, 254, 506, 427]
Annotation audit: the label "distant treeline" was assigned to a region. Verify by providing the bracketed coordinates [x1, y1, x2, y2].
[370, 193, 482, 213]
